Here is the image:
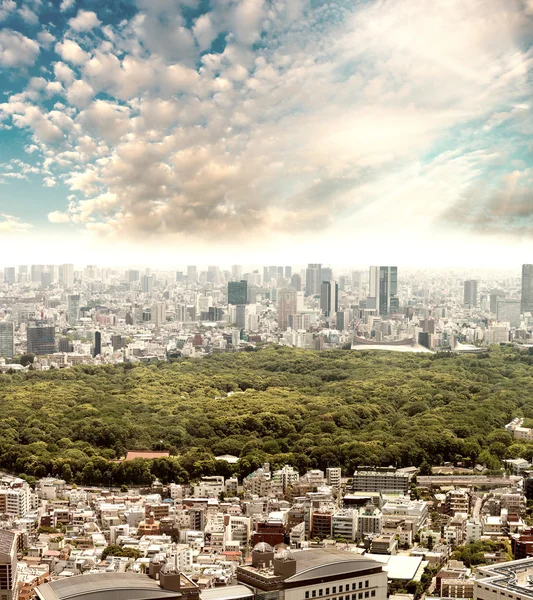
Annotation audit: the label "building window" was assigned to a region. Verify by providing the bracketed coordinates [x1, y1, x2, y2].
[371, 593, 375, 597]
[333, 587, 336, 594]
[358, 583, 362, 589]
[319, 591, 323, 596]
[365, 593, 369, 598]
[352, 595, 357, 599]
[339, 586, 343, 593]
[312, 592, 316, 598]
[352, 584, 356, 590]
[326, 589, 330, 595]
[365, 582, 369, 588]
[305, 593, 309, 599]
[359, 594, 363, 599]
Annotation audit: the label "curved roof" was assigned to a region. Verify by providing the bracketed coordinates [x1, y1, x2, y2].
[253, 542, 274, 553]
[285, 549, 382, 583]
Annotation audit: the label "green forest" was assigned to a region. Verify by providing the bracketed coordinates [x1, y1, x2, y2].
[1, 345, 533, 486]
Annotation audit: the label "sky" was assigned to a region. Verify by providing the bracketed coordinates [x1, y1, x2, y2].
[1, 0, 533, 267]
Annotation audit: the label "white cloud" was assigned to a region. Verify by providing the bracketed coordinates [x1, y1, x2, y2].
[0, 214, 33, 232]
[48, 210, 70, 223]
[68, 9, 101, 32]
[37, 29, 55, 48]
[43, 176, 57, 187]
[18, 5, 39, 24]
[0, 0, 16, 22]
[55, 39, 90, 65]
[66, 79, 94, 108]
[0, 29, 39, 68]
[60, 0, 75, 11]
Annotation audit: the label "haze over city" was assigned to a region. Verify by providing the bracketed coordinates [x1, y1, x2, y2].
[0, 0, 533, 265]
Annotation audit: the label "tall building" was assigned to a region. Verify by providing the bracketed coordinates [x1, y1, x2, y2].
[284, 266, 292, 278]
[0, 322, 15, 358]
[3, 267, 15, 285]
[522, 265, 533, 313]
[321, 267, 333, 282]
[153, 301, 167, 327]
[336, 310, 351, 331]
[305, 264, 322, 296]
[228, 281, 248, 305]
[67, 294, 80, 325]
[27, 324, 56, 355]
[320, 281, 339, 317]
[369, 266, 399, 315]
[463, 279, 478, 307]
[59, 264, 74, 289]
[141, 275, 154, 296]
[187, 266, 197, 283]
[278, 288, 297, 331]
[31, 264, 43, 284]
[128, 269, 140, 283]
[497, 299, 521, 328]
[236, 305, 246, 329]
[231, 265, 243, 280]
[291, 273, 302, 292]
[0, 530, 19, 600]
[93, 331, 101, 357]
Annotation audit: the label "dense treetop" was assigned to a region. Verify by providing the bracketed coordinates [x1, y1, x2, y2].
[1, 345, 532, 485]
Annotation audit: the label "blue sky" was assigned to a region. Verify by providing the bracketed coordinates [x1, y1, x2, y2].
[1, 0, 533, 266]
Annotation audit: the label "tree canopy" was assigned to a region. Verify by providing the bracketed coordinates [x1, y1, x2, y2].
[0, 345, 532, 485]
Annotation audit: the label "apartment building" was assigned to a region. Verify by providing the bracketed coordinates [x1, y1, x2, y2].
[352, 468, 409, 495]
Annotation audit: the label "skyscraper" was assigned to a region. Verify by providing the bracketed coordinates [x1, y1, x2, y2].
[522, 265, 533, 313]
[305, 264, 322, 296]
[59, 264, 74, 288]
[231, 265, 243, 280]
[463, 279, 478, 307]
[153, 301, 167, 326]
[31, 264, 43, 284]
[27, 324, 56, 355]
[320, 281, 339, 317]
[228, 281, 248, 305]
[0, 530, 19, 600]
[284, 266, 292, 278]
[497, 299, 521, 328]
[67, 294, 80, 325]
[321, 267, 333, 282]
[93, 331, 102, 357]
[369, 266, 399, 315]
[291, 273, 302, 292]
[187, 266, 197, 283]
[141, 275, 154, 296]
[128, 269, 140, 283]
[3, 267, 15, 285]
[0, 322, 15, 358]
[277, 288, 297, 331]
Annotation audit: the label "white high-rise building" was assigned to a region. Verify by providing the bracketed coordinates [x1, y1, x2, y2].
[153, 301, 167, 327]
[59, 264, 74, 289]
[0, 322, 15, 358]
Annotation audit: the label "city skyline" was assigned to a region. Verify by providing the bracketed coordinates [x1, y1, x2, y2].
[0, 0, 533, 266]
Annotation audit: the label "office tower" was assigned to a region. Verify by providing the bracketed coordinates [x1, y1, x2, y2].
[31, 264, 43, 284]
[67, 294, 80, 325]
[291, 273, 302, 292]
[463, 279, 478, 307]
[320, 281, 339, 317]
[369, 266, 399, 315]
[3, 267, 15, 285]
[418, 332, 431, 349]
[187, 266, 197, 283]
[268, 266, 279, 282]
[489, 290, 505, 314]
[175, 271, 184, 282]
[0, 322, 15, 358]
[59, 264, 74, 289]
[277, 288, 297, 331]
[41, 270, 52, 288]
[228, 280, 248, 305]
[321, 267, 333, 282]
[153, 301, 167, 326]
[141, 275, 154, 296]
[497, 299, 521, 328]
[235, 305, 246, 329]
[277, 266, 284, 280]
[17, 265, 28, 283]
[288, 313, 310, 330]
[93, 331, 101, 357]
[0, 530, 19, 600]
[128, 269, 140, 283]
[305, 264, 322, 296]
[111, 335, 125, 351]
[208, 306, 223, 321]
[58, 337, 73, 353]
[284, 266, 292, 279]
[231, 265, 243, 280]
[262, 266, 269, 284]
[522, 265, 533, 313]
[27, 324, 56, 355]
[336, 310, 351, 331]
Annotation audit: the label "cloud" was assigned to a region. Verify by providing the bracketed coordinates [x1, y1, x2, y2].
[48, 210, 70, 223]
[55, 38, 90, 65]
[68, 9, 101, 32]
[66, 79, 94, 108]
[19, 5, 39, 24]
[0, 0, 16, 22]
[37, 29, 55, 48]
[0, 214, 33, 232]
[0, 29, 39, 67]
[60, 0, 75, 11]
